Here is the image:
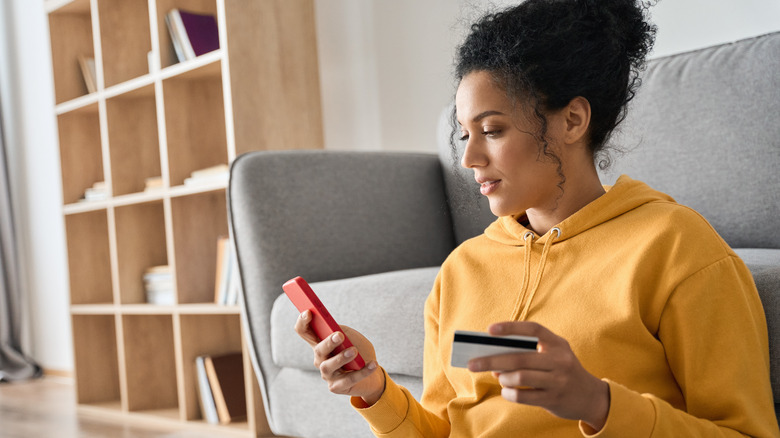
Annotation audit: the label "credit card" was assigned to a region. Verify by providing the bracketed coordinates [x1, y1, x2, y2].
[450, 330, 538, 368]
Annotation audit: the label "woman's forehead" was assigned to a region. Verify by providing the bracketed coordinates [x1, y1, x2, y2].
[456, 72, 539, 127]
[455, 72, 512, 122]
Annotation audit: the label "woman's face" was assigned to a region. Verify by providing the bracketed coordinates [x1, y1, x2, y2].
[456, 70, 564, 218]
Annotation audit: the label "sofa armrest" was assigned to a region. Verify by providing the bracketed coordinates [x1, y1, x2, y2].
[228, 150, 455, 389]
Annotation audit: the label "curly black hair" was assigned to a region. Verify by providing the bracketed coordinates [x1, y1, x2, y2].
[452, 0, 657, 171]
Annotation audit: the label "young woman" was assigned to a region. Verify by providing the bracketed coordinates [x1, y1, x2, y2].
[295, 1, 780, 436]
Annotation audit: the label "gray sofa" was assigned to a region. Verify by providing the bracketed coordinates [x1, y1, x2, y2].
[228, 32, 780, 437]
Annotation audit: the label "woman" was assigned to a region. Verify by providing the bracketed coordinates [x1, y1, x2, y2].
[295, 0, 779, 436]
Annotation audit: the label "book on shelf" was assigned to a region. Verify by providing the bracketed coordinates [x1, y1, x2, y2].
[165, 8, 220, 63]
[144, 176, 163, 192]
[77, 55, 96, 94]
[214, 236, 240, 305]
[144, 265, 174, 305]
[214, 236, 230, 304]
[196, 355, 219, 424]
[203, 352, 246, 424]
[80, 181, 107, 202]
[184, 163, 229, 187]
[225, 256, 241, 306]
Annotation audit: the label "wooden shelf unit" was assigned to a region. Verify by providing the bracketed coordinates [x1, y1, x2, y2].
[47, 0, 323, 435]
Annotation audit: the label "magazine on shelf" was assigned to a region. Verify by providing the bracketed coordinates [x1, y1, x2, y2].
[196, 355, 219, 424]
[77, 55, 97, 93]
[214, 236, 240, 305]
[204, 352, 246, 424]
[165, 8, 219, 62]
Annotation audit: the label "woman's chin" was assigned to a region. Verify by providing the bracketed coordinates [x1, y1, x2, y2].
[487, 200, 519, 218]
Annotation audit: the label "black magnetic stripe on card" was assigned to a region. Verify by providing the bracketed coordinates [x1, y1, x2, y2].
[453, 333, 538, 350]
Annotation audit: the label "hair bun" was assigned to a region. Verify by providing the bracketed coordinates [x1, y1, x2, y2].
[586, 0, 657, 68]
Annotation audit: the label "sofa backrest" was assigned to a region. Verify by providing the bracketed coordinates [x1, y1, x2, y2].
[601, 32, 780, 249]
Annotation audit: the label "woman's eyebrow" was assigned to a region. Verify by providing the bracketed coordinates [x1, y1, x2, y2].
[472, 110, 506, 123]
[456, 110, 506, 126]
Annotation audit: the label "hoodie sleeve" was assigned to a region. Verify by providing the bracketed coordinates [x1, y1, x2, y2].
[350, 274, 452, 437]
[350, 368, 450, 437]
[580, 255, 780, 438]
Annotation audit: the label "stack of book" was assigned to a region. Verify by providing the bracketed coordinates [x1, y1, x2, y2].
[195, 352, 246, 425]
[144, 176, 163, 192]
[81, 181, 107, 202]
[165, 8, 220, 63]
[214, 236, 240, 305]
[184, 164, 229, 187]
[143, 265, 174, 305]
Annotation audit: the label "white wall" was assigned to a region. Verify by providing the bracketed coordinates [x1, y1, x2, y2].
[315, 0, 466, 153]
[317, 0, 780, 154]
[314, 1, 383, 151]
[650, 0, 780, 58]
[1, 0, 72, 371]
[2, 0, 779, 372]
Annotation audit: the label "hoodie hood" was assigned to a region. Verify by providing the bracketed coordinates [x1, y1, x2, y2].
[482, 175, 676, 321]
[484, 175, 675, 246]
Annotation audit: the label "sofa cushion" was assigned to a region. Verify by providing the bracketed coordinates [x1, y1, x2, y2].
[735, 248, 780, 400]
[267, 368, 422, 438]
[736, 248, 780, 270]
[271, 267, 440, 378]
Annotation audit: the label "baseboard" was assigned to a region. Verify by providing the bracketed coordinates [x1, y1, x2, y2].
[43, 368, 74, 379]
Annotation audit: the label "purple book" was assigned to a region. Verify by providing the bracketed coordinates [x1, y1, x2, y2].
[168, 9, 219, 60]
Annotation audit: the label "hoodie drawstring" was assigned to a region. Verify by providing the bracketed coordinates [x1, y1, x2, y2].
[511, 227, 561, 321]
[510, 231, 535, 321]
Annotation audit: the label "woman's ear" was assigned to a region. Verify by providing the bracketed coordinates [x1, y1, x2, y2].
[562, 96, 591, 145]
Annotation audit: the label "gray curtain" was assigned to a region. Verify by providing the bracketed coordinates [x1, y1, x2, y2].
[0, 87, 41, 382]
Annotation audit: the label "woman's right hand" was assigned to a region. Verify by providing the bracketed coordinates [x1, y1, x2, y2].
[294, 310, 386, 405]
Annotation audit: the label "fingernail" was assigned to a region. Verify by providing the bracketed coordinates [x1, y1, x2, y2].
[368, 361, 377, 370]
[332, 332, 343, 343]
[468, 359, 482, 372]
[300, 310, 309, 320]
[344, 348, 356, 358]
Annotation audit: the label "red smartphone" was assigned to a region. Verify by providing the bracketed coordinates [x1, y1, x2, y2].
[283, 276, 366, 371]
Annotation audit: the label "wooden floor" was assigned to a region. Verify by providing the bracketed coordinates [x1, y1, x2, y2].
[0, 377, 250, 438]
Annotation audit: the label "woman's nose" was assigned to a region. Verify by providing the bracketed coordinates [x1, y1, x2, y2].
[461, 137, 486, 169]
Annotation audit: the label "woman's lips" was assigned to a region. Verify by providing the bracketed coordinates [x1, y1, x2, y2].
[479, 180, 500, 196]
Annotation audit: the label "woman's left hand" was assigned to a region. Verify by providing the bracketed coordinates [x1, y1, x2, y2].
[467, 321, 610, 432]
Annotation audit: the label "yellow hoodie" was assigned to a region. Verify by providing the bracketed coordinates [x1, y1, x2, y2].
[353, 175, 779, 437]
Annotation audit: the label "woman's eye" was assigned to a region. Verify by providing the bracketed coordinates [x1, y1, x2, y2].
[482, 129, 501, 137]
[459, 132, 469, 141]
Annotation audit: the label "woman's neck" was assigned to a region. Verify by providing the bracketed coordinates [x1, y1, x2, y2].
[524, 166, 605, 235]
